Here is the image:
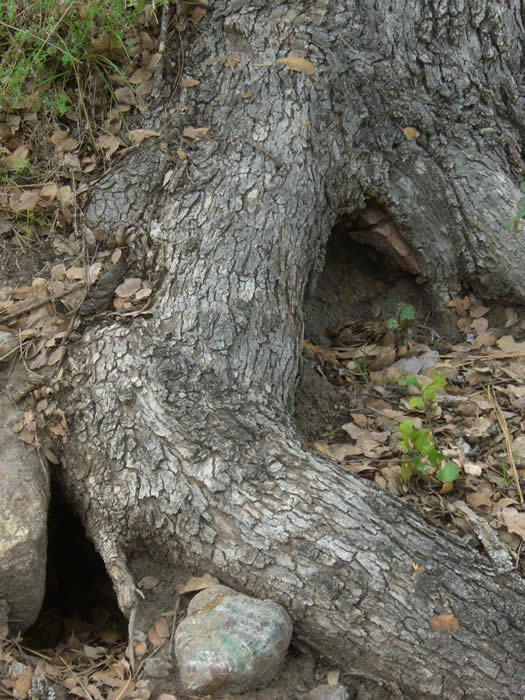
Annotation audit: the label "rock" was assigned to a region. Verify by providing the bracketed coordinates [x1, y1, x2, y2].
[175, 584, 292, 695]
[299, 684, 349, 699]
[0, 398, 49, 633]
[391, 350, 440, 376]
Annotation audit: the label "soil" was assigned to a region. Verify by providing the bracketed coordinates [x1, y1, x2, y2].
[294, 221, 459, 443]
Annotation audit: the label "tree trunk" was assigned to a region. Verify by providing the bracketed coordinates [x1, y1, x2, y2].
[59, 1, 525, 697]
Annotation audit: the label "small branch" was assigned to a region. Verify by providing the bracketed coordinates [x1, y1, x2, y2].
[0, 283, 84, 323]
[488, 385, 524, 505]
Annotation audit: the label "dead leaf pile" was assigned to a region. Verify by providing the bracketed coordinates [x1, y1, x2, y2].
[308, 295, 525, 572]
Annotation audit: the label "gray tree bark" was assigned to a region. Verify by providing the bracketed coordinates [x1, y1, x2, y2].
[58, 1, 525, 697]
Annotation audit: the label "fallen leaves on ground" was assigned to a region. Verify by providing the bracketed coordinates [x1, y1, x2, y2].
[307, 295, 525, 574]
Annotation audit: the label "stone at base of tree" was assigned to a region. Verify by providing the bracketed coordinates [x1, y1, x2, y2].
[175, 584, 293, 695]
[0, 397, 49, 633]
[299, 685, 349, 700]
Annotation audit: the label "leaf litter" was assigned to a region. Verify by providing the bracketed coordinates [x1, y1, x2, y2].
[306, 295, 525, 575]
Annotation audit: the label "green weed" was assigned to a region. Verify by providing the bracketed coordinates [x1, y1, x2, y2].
[387, 303, 416, 342]
[397, 371, 459, 485]
[0, 0, 156, 116]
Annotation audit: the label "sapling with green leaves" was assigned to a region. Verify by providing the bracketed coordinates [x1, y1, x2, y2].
[397, 371, 459, 485]
[387, 303, 416, 343]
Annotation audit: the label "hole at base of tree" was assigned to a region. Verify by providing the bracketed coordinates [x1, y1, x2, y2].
[23, 477, 126, 651]
[294, 211, 445, 442]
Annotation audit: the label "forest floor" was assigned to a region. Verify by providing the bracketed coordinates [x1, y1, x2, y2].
[1, 2, 524, 699]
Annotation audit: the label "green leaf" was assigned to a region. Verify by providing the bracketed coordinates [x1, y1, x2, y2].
[437, 462, 459, 483]
[430, 371, 446, 389]
[387, 318, 398, 331]
[425, 447, 442, 467]
[405, 375, 422, 390]
[414, 429, 431, 452]
[399, 304, 416, 326]
[409, 396, 425, 410]
[413, 456, 429, 474]
[399, 419, 415, 439]
[422, 387, 436, 401]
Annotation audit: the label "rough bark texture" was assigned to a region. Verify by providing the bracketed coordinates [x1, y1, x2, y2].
[58, 1, 525, 697]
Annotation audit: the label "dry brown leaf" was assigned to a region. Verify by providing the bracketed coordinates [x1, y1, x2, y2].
[97, 133, 121, 158]
[47, 346, 65, 365]
[412, 562, 425, 572]
[2, 145, 30, 170]
[111, 248, 122, 264]
[135, 286, 152, 301]
[463, 461, 482, 476]
[129, 68, 153, 84]
[497, 335, 525, 353]
[402, 126, 420, 140]
[137, 575, 159, 590]
[116, 278, 142, 298]
[447, 297, 470, 317]
[466, 489, 494, 510]
[128, 129, 160, 145]
[11, 667, 33, 699]
[134, 641, 148, 659]
[176, 573, 220, 594]
[57, 185, 73, 205]
[500, 507, 525, 538]
[182, 126, 209, 140]
[224, 54, 240, 68]
[470, 304, 489, 318]
[40, 183, 58, 200]
[114, 86, 136, 105]
[430, 614, 459, 634]
[471, 332, 497, 349]
[180, 78, 200, 87]
[342, 422, 362, 440]
[154, 616, 169, 641]
[276, 56, 315, 75]
[11, 189, 40, 212]
[54, 137, 78, 153]
[243, 89, 253, 99]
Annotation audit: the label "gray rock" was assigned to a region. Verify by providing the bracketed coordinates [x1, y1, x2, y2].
[299, 684, 349, 700]
[175, 584, 292, 695]
[391, 350, 440, 376]
[0, 398, 49, 633]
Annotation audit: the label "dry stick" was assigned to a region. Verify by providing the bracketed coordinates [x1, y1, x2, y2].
[0, 282, 84, 323]
[58, 655, 94, 700]
[487, 385, 524, 505]
[151, 1, 170, 99]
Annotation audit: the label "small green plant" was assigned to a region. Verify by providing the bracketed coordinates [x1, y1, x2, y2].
[505, 182, 525, 237]
[397, 371, 459, 485]
[0, 0, 155, 116]
[387, 303, 416, 341]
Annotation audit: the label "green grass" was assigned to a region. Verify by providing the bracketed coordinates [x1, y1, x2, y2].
[0, 0, 158, 116]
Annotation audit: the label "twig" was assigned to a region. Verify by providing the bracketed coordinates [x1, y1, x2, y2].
[487, 385, 524, 505]
[0, 283, 84, 323]
[151, 2, 170, 98]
